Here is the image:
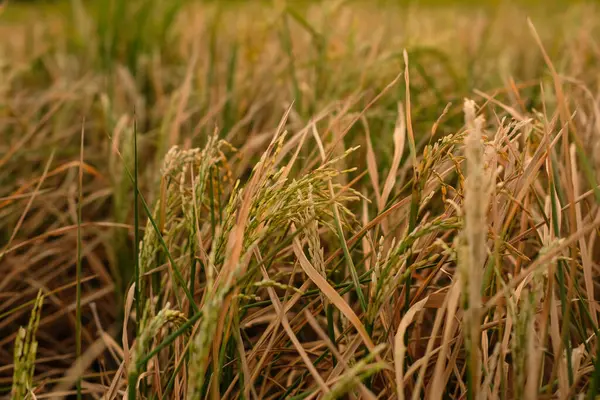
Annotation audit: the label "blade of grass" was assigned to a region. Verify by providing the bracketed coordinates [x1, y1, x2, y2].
[133, 115, 141, 333]
[76, 119, 84, 400]
[310, 124, 367, 312]
[394, 297, 428, 400]
[291, 227, 377, 354]
[115, 137, 199, 313]
[380, 102, 406, 215]
[401, 51, 421, 384]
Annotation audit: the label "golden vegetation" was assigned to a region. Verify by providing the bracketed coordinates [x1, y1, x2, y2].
[2, 1, 600, 398]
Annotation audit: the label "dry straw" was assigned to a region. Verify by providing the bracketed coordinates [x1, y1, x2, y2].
[460, 98, 491, 396]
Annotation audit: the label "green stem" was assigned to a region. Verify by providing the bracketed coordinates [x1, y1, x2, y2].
[133, 116, 141, 332]
[326, 303, 336, 367]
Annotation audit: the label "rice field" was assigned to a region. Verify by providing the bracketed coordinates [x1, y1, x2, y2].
[2, 0, 600, 398]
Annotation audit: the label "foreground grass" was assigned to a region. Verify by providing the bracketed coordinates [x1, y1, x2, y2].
[2, 0, 600, 398]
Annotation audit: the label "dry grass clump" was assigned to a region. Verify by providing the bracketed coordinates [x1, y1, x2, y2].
[2, 0, 600, 398]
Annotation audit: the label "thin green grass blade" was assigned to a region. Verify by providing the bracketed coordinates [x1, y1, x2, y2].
[549, 163, 574, 385]
[118, 143, 199, 313]
[133, 114, 141, 333]
[331, 205, 367, 312]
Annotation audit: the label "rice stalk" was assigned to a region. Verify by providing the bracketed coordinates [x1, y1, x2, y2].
[460, 98, 491, 399]
[11, 290, 44, 400]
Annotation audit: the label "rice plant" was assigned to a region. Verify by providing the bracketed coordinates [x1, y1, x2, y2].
[2, 0, 600, 398]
